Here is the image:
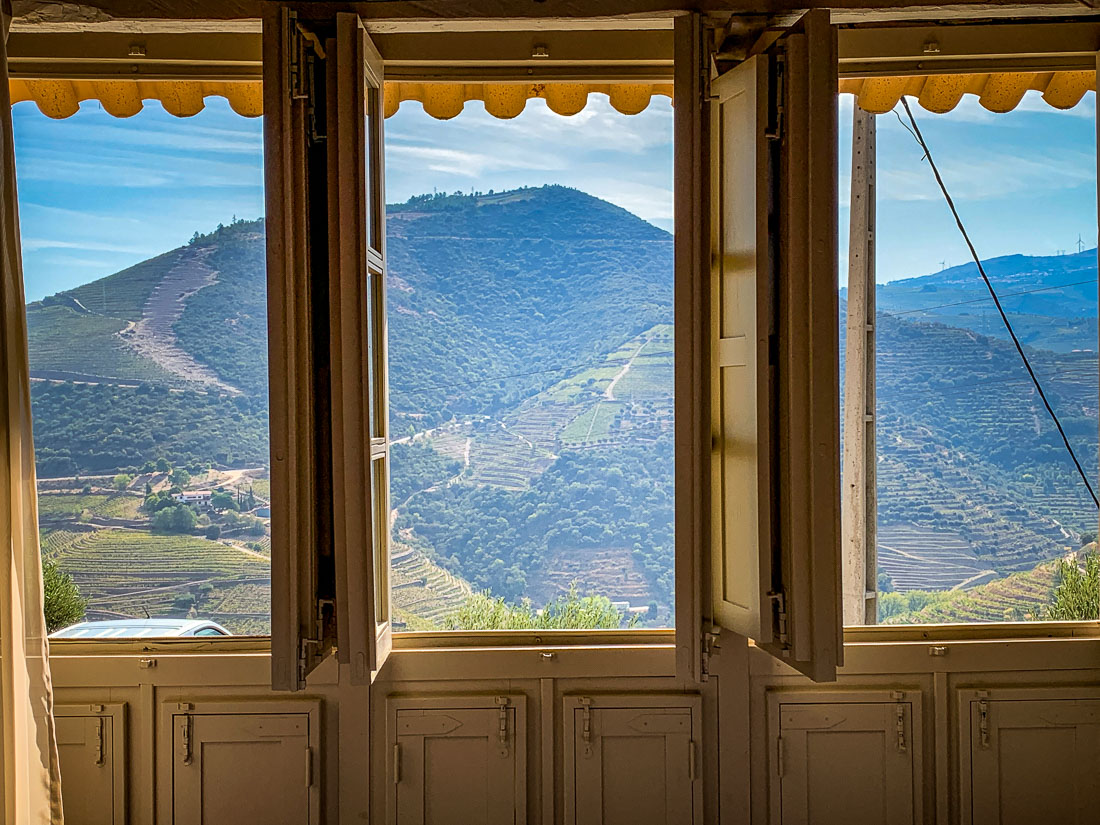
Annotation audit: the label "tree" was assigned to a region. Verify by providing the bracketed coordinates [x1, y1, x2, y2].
[205, 524, 222, 540]
[210, 490, 237, 512]
[155, 457, 170, 473]
[1047, 552, 1099, 621]
[170, 468, 191, 489]
[443, 584, 636, 631]
[153, 504, 197, 534]
[113, 473, 133, 491]
[41, 559, 86, 632]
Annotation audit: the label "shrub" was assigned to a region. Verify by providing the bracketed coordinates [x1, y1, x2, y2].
[41, 559, 86, 632]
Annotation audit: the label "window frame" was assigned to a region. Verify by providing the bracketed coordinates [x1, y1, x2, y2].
[837, 20, 1100, 640]
[21, 19, 699, 679]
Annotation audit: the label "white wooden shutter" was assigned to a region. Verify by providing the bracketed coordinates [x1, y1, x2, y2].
[330, 12, 393, 684]
[264, 6, 337, 691]
[709, 10, 841, 682]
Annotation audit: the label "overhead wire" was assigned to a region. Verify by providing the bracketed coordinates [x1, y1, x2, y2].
[896, 96, 1099, 508]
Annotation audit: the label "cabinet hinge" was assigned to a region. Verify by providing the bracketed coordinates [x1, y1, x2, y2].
[305, 746, 314, 786]
[892, 691, 907, 753]
[496, 696, 510, 758]
[393, 743, 402, 784]
[580, 697, 594, 758]
[179, 712, 193, 766]
[977, 691, 991, 749]
[688, 740, 698, 781]
[768, 590, 790, 649]
[775, 735, 785, 777]
[94, 717, 106, 767]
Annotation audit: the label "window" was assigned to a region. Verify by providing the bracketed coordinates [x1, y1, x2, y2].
[16, 95, 271, 637]
[382, 89, 676, 633]
[838, 36, 1100, 628]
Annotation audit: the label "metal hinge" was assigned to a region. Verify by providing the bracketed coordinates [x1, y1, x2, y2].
[496, 696, 510, 758]
[892, 691, 907, 753]
[393, 743, 402, 784]
[580, 697, 594, 758]
[298, 637, 321, 688]
[701, 625, 721, 680]
[775, 735, 785, 777]
[286, 10, 326, 142]
[768, 590, 790, 649]
[765, 54, 784, 141]
[977, 692, 991, 749]
[94, 717, 106, 766]
[179, 713, 193, 766]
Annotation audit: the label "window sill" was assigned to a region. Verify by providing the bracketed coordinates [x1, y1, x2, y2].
[842, 620, 1100, 644]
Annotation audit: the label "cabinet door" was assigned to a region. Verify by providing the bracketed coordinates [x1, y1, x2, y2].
[393, 705, 523, 825]
[172, 713, 313, 825]
[969, 698, 1100, 825]
[777, 702, 915, 825]
[565, 697, 701, 825]
[55, 709, 123, 825]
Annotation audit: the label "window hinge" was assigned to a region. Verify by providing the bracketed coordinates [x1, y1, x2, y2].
[393, 743, 402, 784]
[701, 624, 721, 680]
[977, 691, 991, 749]
[94, 716, 106, 767]
[305, 746, 314, 786]
[892, 691, 907, 753]
[286, 11, 327, 143]
[298, 637, 321, 688]
[775, 735, 785, 777]
[765, 53, 784, 141]
[496, 696, 510, 758]
[768, 590, 790, 648]
[580, 697, 594, 758]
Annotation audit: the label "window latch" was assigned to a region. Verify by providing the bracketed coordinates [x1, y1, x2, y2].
[94, 717, 106, 767]
[978, 692, 991, 749]
[892, 691, 907, 753]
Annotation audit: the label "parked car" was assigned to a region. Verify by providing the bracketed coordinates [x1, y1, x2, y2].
[50, 618, 232, 639]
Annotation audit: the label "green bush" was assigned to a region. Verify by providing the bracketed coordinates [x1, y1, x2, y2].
[443, 584, 636, 631]
[41, 559, 86, 632]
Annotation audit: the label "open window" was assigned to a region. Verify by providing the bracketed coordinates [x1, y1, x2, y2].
[708, 11, 842, 681]
[265, 10, 392, 688]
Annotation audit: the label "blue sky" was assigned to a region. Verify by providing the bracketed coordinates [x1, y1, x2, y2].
[11, 89, 1097, 302]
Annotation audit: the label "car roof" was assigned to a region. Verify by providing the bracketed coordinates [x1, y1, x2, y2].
[50, 618, 229, 638]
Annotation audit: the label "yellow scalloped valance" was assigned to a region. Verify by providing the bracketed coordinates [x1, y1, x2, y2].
[8, 71, 1096, 121]
[8, 78, 673, 120]
[839, 70, 1095, 115]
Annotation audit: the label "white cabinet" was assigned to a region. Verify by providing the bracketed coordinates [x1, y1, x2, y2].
[769, 693, 920, 825]
[386, 695, 527, 825]
[564, 694, 702, 825]
[963, 690, 1100, 825]
[55, 703, 126, 825]
[160, 701, 319, 825]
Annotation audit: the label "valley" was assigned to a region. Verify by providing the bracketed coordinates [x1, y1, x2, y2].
[22, 185, 1100, 631]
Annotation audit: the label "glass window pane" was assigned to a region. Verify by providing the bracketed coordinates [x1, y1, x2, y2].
[839, 90, 1099, 626]
[384, 92, 675, 632]
[17, 98, 270, 638]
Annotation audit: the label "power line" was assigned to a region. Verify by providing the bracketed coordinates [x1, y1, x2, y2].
[898, 97, 1099, 508]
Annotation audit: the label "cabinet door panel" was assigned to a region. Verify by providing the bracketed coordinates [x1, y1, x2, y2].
[56, 714, 117, 825]
[969, 698, 1100, 825]
[778, 703, 914, 825]
[173, 713, 311, 825]
[566, 697, 701, 825]
[394, 705, 523, 825]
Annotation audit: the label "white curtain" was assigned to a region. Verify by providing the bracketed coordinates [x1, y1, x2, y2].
[0, 1, 64, 820]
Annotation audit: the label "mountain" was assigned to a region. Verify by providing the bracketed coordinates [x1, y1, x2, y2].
[23, 187, 1098, 627]
[869, 248, 1098, 353]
